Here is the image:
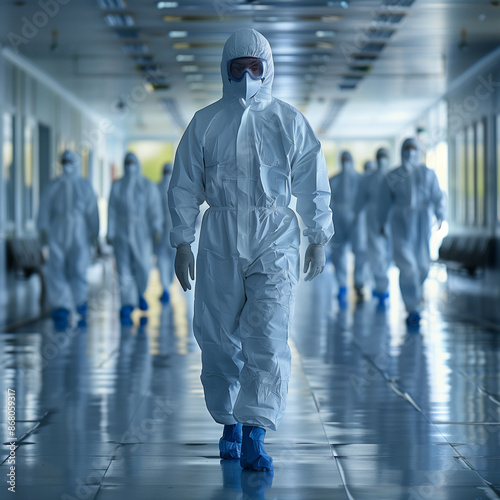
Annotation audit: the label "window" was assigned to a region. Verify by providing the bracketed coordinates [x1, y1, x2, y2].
[476, 120, 485, 226]
[3, 113, 15, 229]
[466, 125, 475, 225]
[456, 129, 466, 224]
[497, 114, 500, 223]
[23, 119, 35, 229]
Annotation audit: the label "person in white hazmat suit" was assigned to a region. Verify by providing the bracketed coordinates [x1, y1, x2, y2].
[378, 138, 444, 327]
[328, 151, 366, 308]
[354, 148, 392, 308]
[37, 150, 99, 327]
[156, 163, 175, 304]
[168, 29, 333, 472]
[107, 152, 163, 325]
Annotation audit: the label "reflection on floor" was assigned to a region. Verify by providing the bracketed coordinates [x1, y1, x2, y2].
[1, 262, 499, 499]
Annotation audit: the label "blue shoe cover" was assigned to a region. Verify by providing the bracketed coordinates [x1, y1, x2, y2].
[120, 305, 134, 326]
[338, 286, 348, 310]
[373, 290, 389, 310]
[76, 302, 87, 318]
[139, 295, 148, 311]
[240, 426, 273, 471]
[406, 311, 421, 329]
[219, 423, 242, 459]
[52, 308, 70, 321]
[54, 319, 69, 331]
[160, 290, 170, 304]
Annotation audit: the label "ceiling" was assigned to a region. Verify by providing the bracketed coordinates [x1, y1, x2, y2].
[1, 0, 499, 140]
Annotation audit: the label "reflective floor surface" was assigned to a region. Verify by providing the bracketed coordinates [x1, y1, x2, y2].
[1, 261, 500, 499]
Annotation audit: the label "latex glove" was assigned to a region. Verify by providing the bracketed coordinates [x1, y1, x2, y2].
[154, 231, 162, 244]
[175, 243, 195, 291]
[303, 243, 326, 282]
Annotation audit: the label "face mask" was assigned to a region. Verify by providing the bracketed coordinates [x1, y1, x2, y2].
[231, 73, 262, 101]
[125, 163, 139, 176]
[62, 162, 76, 175]
[378, 157, 388, 171]
[342, 159, 353, 171]
[402, 148, 420, 170]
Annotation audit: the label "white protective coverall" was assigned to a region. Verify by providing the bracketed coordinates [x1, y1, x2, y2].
[168, 29, 333, 431]
[378, 139, 444, 313]
[328, 151, 366, 291]
[156, 164, 175, 294]
[107, 153, 163, 307]
[37, 150, 99, 311]
[354, 148, 392, 296]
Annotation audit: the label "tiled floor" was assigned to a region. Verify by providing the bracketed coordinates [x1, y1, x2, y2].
[1, 261, 499, 499]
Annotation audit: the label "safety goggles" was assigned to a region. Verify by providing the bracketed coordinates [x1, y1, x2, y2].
[227, 57, 265, 82]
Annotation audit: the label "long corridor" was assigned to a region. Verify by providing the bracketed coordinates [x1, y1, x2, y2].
[1, 261, 499, 500]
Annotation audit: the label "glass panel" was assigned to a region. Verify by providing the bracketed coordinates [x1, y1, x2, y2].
[456, 130, 466, 225]
[466, 125, 475, 225]
[476, 120, 485, 226]
[3, 113, 15, 225]
[23, 120, 34, 226]
[497, 114, 500, 223]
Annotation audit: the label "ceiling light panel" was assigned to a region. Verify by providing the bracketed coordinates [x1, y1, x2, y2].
[104, 13, 135, 27]
[122, 42, 149, 54]
[97, 0, 127, 9]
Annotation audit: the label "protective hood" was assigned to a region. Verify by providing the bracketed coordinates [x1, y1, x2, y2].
[364, 161, 376, 173]
[61, 149, 79, 175]
[221, 29, 274, 108]
[124, 152, 141, 177]
[376, 147, 389, 172]
[401, 138, 420, 170]
[340, 151, 354, 172]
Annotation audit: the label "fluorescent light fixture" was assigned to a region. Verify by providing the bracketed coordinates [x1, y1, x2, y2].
[322, 15, 342, 21]
[104, 13, 135, 27]
[327, 1, 348, 7]
[176, 54, 195, 62]
[169, 31, 188, 38]
[186, 74, 204, 82]
[157, 1, 178, 8]
[316, 30, 335, 38]
[163, 16, 182, 22]
[182, 65, 199, 72]
[173, 42, 190, 49]
[122, 42, 149, 54]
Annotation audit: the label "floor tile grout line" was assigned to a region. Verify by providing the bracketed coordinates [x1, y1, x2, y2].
[350, 335, 500, 499]
[290, 338, 357, 500]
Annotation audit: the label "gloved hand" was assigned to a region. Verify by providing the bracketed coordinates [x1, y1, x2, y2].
[303, 243, 326, 282]
[175, 243, 195, 291]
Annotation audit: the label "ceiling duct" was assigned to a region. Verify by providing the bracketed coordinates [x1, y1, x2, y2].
[373, 12, 406, 24]
[366, 29, 395, 40]
[318, 98, 347, 134]
[382, 0, 415, 6]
